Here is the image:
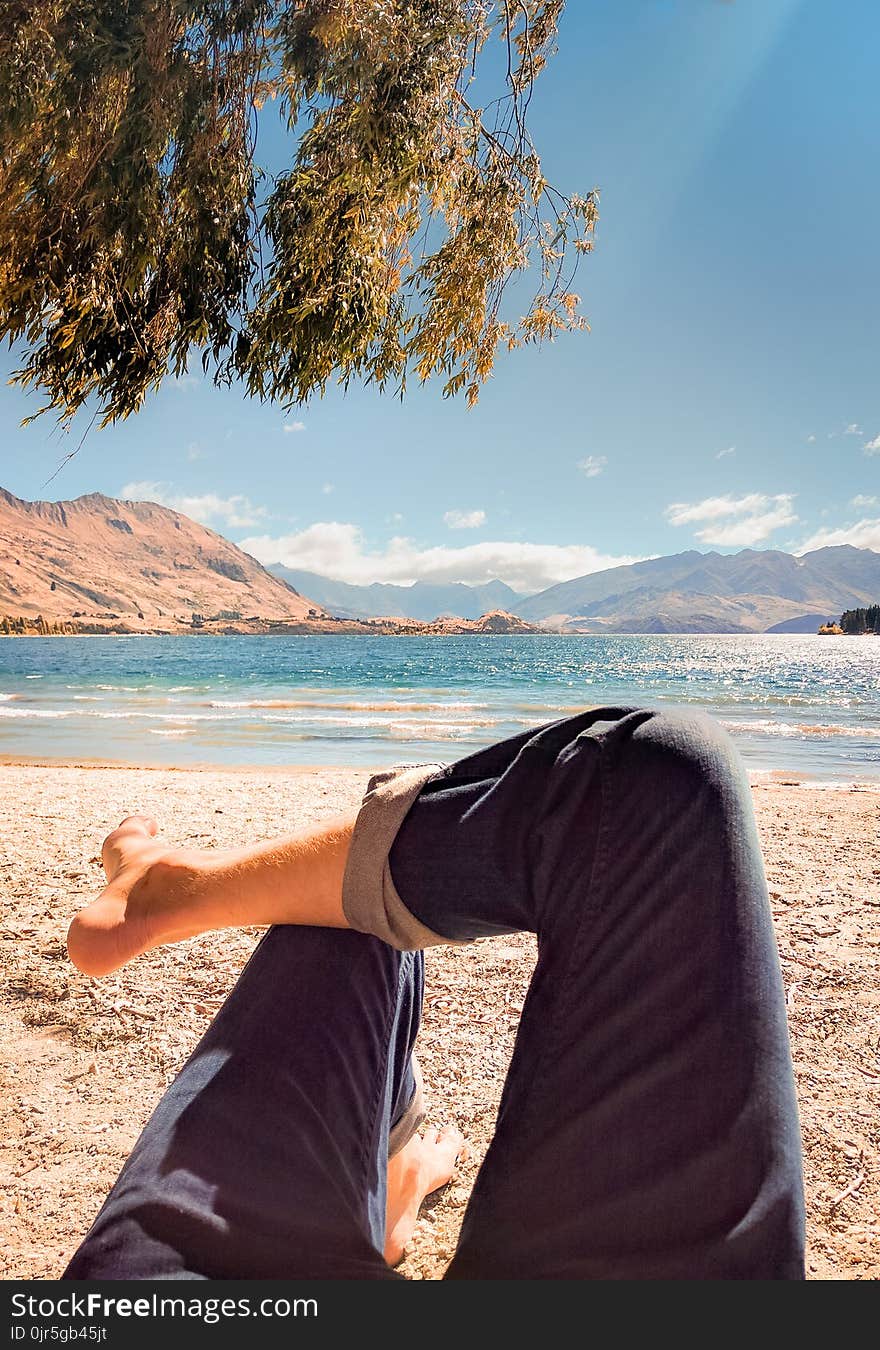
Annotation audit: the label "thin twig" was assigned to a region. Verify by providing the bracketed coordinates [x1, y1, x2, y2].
[40, 410, 99, 489]
[829, 1171, 865, 1212]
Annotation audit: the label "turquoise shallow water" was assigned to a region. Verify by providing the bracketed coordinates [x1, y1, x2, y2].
[0, 633, 878, 781]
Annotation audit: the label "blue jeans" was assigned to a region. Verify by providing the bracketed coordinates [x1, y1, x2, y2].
[64, 708, 805, 1280]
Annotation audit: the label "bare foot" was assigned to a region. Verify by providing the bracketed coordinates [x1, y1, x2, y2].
[384, 1125, 466, 1268]
[66, 816, 198, 977]
[68, 809, 356, 978]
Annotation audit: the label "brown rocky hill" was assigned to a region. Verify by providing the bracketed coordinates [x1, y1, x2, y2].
[0, 488, 324, 630]
[427, 609, 537, 634]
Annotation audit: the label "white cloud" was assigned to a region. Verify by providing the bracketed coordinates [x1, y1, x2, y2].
[238, 522, 643, 593]
[844, 423, 863, 436]
[666, 493, 770, 526]
[806, 434, 816, 444]
[578, 455, 607, 478]
[715, 445, 736, 459]
[851, 494, 878, 509]
[665, 492, 798, 546]
[443, 508, 487, 530]
[797, 518, 880, 553]
[120, 480, 269, 529]
[283, 421, 306, 434]
[322, 483, 335, 495]
[186, 442, 205, 462]
[864, 435, 880, 456]
[697, 506, 798, 547]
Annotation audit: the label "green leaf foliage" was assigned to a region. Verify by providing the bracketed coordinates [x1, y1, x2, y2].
[0, 2, 597, 425]
[839, 606, 880, 634]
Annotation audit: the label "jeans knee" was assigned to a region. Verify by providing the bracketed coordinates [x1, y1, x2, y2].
[626, 708, 746, 813]
[538, 706, 745, 818]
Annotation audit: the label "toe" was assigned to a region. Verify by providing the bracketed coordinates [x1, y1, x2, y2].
[117, 814, 158, 837]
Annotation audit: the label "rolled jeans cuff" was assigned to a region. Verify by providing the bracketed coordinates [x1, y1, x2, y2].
[342, 763, 468, 951]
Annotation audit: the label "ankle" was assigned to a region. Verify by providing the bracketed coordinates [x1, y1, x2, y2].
[133, 850, 213, 945]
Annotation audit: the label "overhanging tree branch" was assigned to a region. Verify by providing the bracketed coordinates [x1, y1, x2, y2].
[0, 1, 597, 427]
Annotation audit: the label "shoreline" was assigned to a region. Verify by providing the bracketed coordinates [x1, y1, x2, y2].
[4, 628, 877, 638]
[0, 753, 351, 775]
[0, 617, 543, 639]
[2, 752, 879, 790]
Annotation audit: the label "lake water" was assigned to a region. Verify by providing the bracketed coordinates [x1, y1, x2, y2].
[0, 634, 878, 782]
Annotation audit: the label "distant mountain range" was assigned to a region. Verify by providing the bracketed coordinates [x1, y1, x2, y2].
[2, 486, 877, 635]
[514, 546, 880, 632]
[269, 566, 526, 621]
[0, 489, 530, 635]
[272, 545, 880, 633]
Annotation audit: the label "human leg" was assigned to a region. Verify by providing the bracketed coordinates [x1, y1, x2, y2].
[389, 707, 805, 1279]
[65, 925, 423, 1279]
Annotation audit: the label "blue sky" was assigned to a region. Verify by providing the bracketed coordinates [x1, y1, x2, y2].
[1, 0, 878, 593]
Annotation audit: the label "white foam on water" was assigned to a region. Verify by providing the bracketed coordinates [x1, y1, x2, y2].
[207, 698, 489, 712]
[0, 707, 73, 719]
[254, 711, 500, 731]
[386, 720, 492, 739]
[0, 707, 225, 722]
[726, 719, 880, 740]
[94, 684, 152, 692]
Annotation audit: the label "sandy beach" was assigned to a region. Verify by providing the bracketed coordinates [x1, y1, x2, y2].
[0, 763, 877, 1281]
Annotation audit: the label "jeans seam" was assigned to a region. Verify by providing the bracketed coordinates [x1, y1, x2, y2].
[486, 734, 613, 1151]
[356, 947, 409, 1235]
[541, 731, 616, 1071]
